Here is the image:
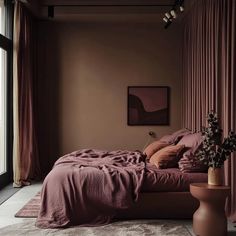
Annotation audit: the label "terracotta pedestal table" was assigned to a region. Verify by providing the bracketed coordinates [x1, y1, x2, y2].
[190, 183, 230, 236]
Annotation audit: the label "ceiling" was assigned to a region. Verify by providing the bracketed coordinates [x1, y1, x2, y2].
[26, 0, 193, 23]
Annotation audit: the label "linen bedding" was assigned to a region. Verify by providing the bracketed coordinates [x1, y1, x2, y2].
[36, 148, 207, 229]
[36, 149, 146, 228]
[142, 163, 207, 192]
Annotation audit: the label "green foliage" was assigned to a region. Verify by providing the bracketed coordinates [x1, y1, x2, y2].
[196, 111, 236, 168]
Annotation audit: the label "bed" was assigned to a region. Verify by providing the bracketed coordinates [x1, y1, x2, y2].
[35, 148, 207, 228]
[117, 164, 207, 219]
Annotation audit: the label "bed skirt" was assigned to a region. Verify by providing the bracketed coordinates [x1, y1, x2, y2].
[116, 192, 197, 219]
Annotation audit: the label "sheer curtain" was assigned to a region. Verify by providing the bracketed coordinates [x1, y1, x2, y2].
[182, 0, 236, 220]
[13, 1, 40, 187]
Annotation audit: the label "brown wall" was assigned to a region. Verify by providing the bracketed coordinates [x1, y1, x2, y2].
[37, 21, 182, 172]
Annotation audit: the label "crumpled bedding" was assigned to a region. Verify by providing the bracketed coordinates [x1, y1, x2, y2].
[36, 149, 146, 228]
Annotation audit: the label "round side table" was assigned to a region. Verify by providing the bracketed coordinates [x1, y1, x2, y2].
[190, 183, 230, 236]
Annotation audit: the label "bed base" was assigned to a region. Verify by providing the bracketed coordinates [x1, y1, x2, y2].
[116, 192, 198, 219]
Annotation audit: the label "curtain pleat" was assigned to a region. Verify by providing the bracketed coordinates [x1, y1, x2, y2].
[182, 0, 236, 220]
[13, 1, 41, 187]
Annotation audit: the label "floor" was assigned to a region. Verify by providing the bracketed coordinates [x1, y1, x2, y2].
[0, 183, 236, 235]
[0, 182, 42, 228]
[0, 184, 19, 205]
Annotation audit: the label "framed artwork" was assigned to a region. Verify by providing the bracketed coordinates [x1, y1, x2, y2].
[127, 86, 170, 125]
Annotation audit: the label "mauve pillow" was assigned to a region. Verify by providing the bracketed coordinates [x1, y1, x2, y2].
[178, 152, 208, 173]
[159, 128, 191, 144]
[177, 132, 203, 152]
[149, 145, 185, 169]
[143, 141, 169, 159]
[177, 132, 207, 173]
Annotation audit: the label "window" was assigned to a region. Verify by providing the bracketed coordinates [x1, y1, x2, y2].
[0, 0, 5, 35]
[0, 48, 6, 175]
[0, 0, 12, 188]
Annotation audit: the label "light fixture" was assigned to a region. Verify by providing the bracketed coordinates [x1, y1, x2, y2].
[165, 12, 171, 19]
[163, 17, 168, 23]
[179, 0, 184, 12]
[162, 10, 174, 26]
[170, 9, 177, 18]
[48, 5, 54, 18]
[163, 0, 184, 29]
[164, 20, 172, 29]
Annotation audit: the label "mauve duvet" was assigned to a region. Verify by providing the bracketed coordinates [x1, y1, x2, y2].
[36, 149, 146, 228]
[142, 164, 207, 192]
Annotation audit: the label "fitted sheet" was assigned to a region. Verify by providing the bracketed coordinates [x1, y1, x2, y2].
[142, 163, 207, 192]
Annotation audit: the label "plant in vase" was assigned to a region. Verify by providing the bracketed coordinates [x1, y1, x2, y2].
[196, 111, 236, 185]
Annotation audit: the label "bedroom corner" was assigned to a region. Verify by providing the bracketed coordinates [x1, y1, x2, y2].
[0, 0, 236, 235]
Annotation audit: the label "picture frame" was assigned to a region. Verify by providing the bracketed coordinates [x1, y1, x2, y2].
[127, 86, 170, 126]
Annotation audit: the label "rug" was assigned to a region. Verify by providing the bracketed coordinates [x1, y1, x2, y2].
[13, 194, 192, 235]
[0, 219, 192, 236]
[15, 192, 40, 218]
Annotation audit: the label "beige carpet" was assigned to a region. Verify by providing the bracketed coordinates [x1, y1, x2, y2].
[0, 219, 192, 236]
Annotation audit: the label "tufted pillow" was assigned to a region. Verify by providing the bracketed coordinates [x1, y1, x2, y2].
[143, 141, 169, 159]
[177, 132, 207, 173]
[159, 128, 191, 144]
[149, 145, 185, 169]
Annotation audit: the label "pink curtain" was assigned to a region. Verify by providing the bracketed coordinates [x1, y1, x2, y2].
[182, 0, 236, 220]
[13, 1, 41, 186]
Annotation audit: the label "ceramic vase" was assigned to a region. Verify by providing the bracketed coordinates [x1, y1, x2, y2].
[208, 167, 223, 186]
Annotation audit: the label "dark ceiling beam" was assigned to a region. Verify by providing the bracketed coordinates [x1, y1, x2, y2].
[41, 0, 174, 6]
[43, 5, 170, 16]
[43, 4, 173, 7]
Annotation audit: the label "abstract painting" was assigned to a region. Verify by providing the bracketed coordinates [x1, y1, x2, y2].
[128, 86, 170, 125]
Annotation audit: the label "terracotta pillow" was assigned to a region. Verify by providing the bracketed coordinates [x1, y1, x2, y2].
[143, 141, 169, 159]
[149, 145, 185, 169]
[159, 128, 191, 144]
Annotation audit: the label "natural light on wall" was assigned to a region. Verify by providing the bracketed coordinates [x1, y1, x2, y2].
[0, 0, 6, 175]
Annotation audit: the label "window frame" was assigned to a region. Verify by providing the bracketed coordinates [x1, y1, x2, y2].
[0, 0, 13, 189]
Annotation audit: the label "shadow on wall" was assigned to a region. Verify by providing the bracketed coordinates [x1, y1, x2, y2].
[36, 22, 60, 176]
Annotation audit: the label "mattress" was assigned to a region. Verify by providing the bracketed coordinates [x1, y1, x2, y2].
[141, 163, 207, 192]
